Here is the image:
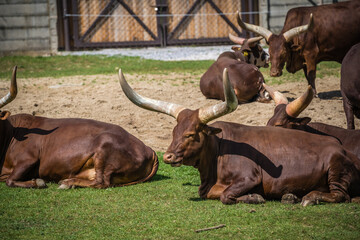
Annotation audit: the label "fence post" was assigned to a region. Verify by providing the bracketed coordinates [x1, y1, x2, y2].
[156, 0, 168, 47]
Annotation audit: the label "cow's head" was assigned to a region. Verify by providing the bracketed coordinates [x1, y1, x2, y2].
[236, 12, 313, 77]
[0, 66, 18, 121]
[119, 68, 237, 167]
[264, 83, 313, 128]
[229, 33, 269, 68]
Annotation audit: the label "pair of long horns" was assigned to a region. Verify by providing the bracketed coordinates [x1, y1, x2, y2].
[263, 83, 314, 118]
[118, 68, 238, 124]
[237, 11, 313, 42]
[0, 66, 18, 109]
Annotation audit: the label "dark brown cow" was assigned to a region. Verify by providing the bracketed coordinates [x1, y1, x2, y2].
[341, 42, 360, 129]
[264, 84, 360, 160]
[200, 36, 270, 103]
[0, 66, 158, 189]
[119, 68, 360, 206]
[236, 1, 360, 94]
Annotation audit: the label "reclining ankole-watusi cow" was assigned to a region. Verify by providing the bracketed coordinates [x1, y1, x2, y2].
[341, 42, 360, 130]
[119, 68, 360, 206]
[0, 66, 158, 189]
[236, 0, 360, 95]
[264, 83, 360, 161]
[200, 36, 270, 103]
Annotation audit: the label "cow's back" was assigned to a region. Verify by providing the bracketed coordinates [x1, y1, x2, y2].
[200, 52, 264, 102]
[284, 1, 360, 62]
[212, 121, 351, 198]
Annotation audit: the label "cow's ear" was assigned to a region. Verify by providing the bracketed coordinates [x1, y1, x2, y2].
[202, 125, 222, 136]
[290, 44, 302, 52]
[0, 111, 11, 120]
[231, 46, 241, 51]
[293, 117, 311, 125]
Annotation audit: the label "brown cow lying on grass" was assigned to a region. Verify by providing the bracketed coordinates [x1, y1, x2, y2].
[264, 83, 360, 161]
[0, 66, 158, 189]
[119, 68, 360, 206]
[200, 36, 270, 103]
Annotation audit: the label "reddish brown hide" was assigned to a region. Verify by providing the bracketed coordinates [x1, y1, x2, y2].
[0, 67, 158, 189]
[120, 68, 360, 206]
[200, 36, 270, 103]
[237, 1, 360, 94]
[265, 84, 360, 161]
[341, 43, 360, 130]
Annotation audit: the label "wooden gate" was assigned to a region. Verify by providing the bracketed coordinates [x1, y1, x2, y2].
[60, 0, 259, 50]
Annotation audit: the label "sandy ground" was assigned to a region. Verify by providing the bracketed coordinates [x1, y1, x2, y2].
[1, 72, 358, 152]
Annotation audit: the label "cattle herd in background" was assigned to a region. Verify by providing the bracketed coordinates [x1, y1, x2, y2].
[1, 1, 360, 207]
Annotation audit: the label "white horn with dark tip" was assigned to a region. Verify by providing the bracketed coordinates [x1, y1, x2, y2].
[0, 66, 18, 109]
[118, 69, 185, 119]
[198, 68, 238, 124]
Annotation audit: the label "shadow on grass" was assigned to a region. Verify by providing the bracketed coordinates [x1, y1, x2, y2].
[151, 174, 171, 182]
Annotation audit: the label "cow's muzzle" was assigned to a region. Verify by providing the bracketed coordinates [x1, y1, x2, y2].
[163, 152, 182, 167]
[270, 69, 282, 77]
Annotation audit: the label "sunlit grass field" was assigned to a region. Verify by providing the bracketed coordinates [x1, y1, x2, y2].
[1, 55, 357, 239]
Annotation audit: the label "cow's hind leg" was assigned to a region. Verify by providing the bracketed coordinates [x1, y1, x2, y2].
[220, 176, 263, 205]
[58, 168, 107, 189]
[301, 154, 352, 206]
[301, 191, 348, 206]
[6, 159, 46, 188]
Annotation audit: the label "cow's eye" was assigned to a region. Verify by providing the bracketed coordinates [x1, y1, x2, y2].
[184, 133, 196, 139]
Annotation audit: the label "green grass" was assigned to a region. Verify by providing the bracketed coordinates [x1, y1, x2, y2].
[261, 61, 341, 85]
[1, 157, 359, 240]
[1, 55, 341, 84]
[0, 55, 348, 239]
[0, 55, 213, 79]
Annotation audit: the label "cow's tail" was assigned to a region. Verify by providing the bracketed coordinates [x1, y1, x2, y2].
[116, 151, 159, 187]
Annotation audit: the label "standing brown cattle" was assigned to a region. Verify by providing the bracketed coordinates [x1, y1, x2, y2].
[236, 1, 360, 94]
[264, 84, 360, 160]
[0, 66, 158, 189]
[119, 68, 360, 206]
[200, 36, 270, 103]
[341, 42, 360, 129]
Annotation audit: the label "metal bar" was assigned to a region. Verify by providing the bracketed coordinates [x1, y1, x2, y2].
[62, 0, 71, 51]
[167, 0, 205, 40]
[206, 0, 241, 36]
[80, 0, 119, 42]
[156, 0, 168, 47]
[167, 37, 232, 45]
[71, 0, 81, 47]
[267, 0, 270, 30]
[240, 0, 248, 38]
[117, 0, 157, 40]
[248, 0, 254, 37]
[73, 40, 161, 49]
[307, 0, 318, 6]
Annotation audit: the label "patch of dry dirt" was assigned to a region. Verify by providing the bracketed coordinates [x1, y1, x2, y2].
[1, 72, 358, 152]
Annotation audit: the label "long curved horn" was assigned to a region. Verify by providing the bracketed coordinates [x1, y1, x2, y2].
[198, 68, 238, 124]
[263, 83, 288, 106]
[0, 66, 18, 108]
[118, 69, 186, 119]
[228, 33, 246, 45]
[283, 13, 313, 42]
[237, 11, 273, 42]
[286, 85, 314, 117]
